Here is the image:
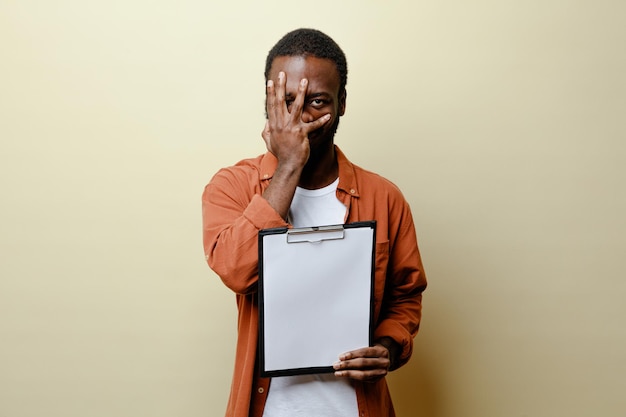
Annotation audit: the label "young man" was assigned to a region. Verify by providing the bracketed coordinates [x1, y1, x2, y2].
[202, 28, 427, 417]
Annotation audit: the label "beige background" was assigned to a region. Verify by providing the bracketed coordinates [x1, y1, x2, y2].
[1, 1, 625, 416]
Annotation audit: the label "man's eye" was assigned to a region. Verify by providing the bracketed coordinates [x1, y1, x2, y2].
[310, 99, 325, 107]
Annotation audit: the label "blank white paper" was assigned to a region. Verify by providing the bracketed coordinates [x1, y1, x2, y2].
[260, 225, 374, 374]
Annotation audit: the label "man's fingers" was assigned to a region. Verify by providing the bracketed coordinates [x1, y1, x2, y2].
[264, 72, 329, 162]
[266, 72, 289, 120]
[333, 354, 390, 382]
[339, 345, 390, 361]
[334, 368, 388, 381]
[305, 113, 331, 132]
[276, 71, 287, 104]
[286, 78, 308, 117]
[266, 79, 277, 119]
[334, 357, 390, 370]
[267, 72, 329, 134]
[332, 344, 391, 382]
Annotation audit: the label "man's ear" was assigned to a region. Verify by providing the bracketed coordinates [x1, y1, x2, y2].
[339, 89, 347, 116]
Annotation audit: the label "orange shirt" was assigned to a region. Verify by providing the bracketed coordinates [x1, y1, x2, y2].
[202, 146, 427, 417]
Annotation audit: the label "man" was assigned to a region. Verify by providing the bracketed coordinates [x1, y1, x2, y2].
[202, 28, 427, 417]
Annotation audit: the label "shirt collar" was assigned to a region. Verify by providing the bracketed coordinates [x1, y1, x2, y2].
[258, 145, 359, 198]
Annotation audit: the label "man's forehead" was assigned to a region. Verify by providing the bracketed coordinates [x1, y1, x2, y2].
[269, 56, 339, 82]
[268, 56, 341, 98]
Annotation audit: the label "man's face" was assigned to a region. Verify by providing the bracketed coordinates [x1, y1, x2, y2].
[267, 55, 346, 151]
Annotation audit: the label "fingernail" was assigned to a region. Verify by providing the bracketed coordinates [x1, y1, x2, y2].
[267, 80, 273, 87]
[300, 78, 307, 86]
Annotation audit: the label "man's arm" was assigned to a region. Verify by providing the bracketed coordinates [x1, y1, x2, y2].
[335, 199, 427, 381]
[202, 175, 287, 294]
[202, 72, 330, 294]
[262, 73, 330, 219]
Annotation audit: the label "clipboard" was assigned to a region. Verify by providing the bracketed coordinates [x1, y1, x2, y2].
[258, 221, 376, 377]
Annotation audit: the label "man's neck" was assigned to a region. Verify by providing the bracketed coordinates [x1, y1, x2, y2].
[298, 144, 338, 190]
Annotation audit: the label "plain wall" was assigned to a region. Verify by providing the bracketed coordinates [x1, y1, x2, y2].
[1, 1, 624, 416]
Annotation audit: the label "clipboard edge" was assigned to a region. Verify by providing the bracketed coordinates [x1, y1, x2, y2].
[260, 365, 335, 378]
[257, 220, 377, 377]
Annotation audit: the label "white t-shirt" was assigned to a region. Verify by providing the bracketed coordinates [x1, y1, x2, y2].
[287, 178, 347, 227]
[263, 178, 358, 417]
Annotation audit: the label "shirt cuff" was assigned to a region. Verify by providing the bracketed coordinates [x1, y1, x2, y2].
[374, 319, 414, 369]
[243, 194, 289, 230]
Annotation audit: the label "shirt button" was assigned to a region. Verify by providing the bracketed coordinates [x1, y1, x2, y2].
[350, 189, 356, 194]
[258, 387, 265, 394]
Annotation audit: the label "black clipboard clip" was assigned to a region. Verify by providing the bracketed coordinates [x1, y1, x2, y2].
[286, 225, 345, 244]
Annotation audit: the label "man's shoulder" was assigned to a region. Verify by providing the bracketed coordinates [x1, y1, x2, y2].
[229, 153, 266, 170]
[203, 154, 268, 195]
[351, 162, 404, 196]
[212, 153, 265, 178]
[337, 147, 403, 195]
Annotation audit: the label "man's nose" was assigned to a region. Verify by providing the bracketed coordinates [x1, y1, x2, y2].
[301, 108, 315, 123]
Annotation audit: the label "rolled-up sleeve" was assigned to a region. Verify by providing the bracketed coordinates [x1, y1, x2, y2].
[202, 167, 287, 295]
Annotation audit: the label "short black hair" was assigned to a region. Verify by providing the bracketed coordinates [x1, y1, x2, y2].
[264, 28, 348, 93]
